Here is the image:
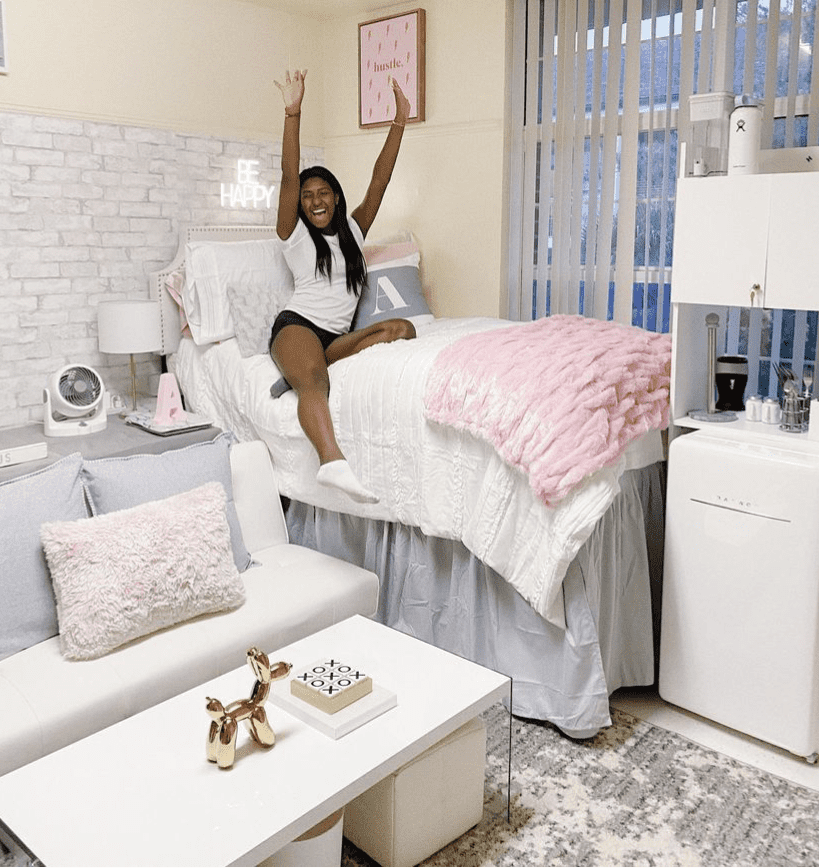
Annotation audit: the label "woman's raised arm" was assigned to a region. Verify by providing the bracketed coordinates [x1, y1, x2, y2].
[351, 78, 411, 238]
[274, 69, 307, 241]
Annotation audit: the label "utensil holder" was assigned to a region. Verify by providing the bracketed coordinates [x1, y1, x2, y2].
[780, 395, 807, 432]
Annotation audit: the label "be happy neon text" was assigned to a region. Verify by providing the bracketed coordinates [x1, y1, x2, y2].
[221, 160, 276, 209]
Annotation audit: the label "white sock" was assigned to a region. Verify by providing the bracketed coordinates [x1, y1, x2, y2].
[316, 460, 379, 504]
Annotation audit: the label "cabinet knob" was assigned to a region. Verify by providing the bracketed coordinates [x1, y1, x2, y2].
[750, 283, 762, 306]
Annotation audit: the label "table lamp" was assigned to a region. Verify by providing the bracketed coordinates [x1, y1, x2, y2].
[98, 300, 162, 413]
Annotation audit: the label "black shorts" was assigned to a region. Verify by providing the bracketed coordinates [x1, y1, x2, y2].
[269, 310, 343, 353]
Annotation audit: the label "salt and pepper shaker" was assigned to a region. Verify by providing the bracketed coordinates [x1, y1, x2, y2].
[762, 397, 781, 425]
[745, 395, 762, 422]
[808, 400, 819, 440]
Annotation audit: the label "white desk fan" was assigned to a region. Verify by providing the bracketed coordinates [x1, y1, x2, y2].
[43, 365, 107, 436]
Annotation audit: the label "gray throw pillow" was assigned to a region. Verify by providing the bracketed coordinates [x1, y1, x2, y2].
[81, 432, 253, 572]
[227, 279, 289, 358]
[352, 256, 432, 330]
[0, 453, 88, 660]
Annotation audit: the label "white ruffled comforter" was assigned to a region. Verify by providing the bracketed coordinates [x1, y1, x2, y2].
[173, 317, 663, 628]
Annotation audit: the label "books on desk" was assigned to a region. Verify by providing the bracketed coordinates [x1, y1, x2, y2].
[0, 441, 48, 469]
[124, 411, 213, 437]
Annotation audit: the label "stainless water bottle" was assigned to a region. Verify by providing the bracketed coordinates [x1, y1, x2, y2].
[728, 96, 762, 175]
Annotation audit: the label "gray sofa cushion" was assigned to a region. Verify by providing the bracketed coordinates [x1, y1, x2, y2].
[0, 453, 88, 661]
[81, 432, 252, 572]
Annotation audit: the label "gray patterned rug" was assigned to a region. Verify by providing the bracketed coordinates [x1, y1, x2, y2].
[343, 702, 819, 867]
[2, 703, 817, 867]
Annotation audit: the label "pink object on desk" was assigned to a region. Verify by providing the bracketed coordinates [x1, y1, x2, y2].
[153, 373, 188, 426]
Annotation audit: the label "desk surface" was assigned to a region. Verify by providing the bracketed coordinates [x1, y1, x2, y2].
[0, 415, 220, 482]
[0, 616, 510, 867]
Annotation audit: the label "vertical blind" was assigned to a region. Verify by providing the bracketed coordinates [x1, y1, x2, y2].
[510, 0, 819, 396]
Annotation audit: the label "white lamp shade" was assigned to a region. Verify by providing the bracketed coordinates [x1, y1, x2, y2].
[98, 300, 162, 354]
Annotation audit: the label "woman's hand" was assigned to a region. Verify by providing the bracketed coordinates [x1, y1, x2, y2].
[275, 69, 307, 116]
[390, 76, 411, 126]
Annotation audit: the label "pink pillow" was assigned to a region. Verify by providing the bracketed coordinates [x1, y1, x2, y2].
[41, 482, 245, 660]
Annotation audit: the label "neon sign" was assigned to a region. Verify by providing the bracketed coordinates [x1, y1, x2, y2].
[221, 159, 276, 209]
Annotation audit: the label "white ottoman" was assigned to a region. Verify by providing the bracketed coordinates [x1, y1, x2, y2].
[343, 716, 486, 866]
[260, 808, 344, 867]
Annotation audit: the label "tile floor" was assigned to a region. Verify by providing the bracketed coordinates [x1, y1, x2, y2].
[611, 687, 819, 792]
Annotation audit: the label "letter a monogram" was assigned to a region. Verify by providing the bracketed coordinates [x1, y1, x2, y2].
[372, 275, 410, 315]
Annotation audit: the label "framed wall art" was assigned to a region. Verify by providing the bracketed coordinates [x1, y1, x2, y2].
[0, 1, 7, 74]
[359, 9, 425, 129]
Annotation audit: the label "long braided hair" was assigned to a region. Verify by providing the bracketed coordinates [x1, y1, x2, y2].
[298, 166, 367, 296]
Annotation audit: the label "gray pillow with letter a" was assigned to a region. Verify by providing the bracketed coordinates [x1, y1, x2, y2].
[353, 246, 433, 329]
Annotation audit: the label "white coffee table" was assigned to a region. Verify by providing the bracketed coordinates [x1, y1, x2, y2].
[0, 616, 510, 867]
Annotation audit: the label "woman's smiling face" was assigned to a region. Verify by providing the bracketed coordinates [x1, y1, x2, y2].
[300, 176, 339, 232]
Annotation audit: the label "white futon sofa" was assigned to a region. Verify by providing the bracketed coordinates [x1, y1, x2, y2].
[0, 436, 486, 867]
[0, 439, 379, 777]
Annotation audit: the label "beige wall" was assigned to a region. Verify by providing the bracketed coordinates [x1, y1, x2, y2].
[0, 0, 512, 319]
[0, 0, 326, 146]
[321, 0, 513, 318]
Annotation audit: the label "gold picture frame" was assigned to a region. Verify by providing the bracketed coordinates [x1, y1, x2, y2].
[358, 8, 425, 129]
[0, 1, 7, 74]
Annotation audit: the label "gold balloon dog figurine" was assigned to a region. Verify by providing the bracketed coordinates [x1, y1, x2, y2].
[206, 648, 291, 769]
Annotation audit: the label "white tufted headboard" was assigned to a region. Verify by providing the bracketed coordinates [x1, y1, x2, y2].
[149, 224, 279, 356]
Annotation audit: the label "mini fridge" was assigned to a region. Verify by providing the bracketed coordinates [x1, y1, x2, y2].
[660, 430, 819, 761]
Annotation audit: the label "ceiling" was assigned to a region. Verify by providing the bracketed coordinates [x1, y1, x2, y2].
[245, 0, 395, 18]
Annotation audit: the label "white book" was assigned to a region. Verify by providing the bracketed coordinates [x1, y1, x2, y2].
[0, 441, 47, 469]
[269, 678, 397, 739]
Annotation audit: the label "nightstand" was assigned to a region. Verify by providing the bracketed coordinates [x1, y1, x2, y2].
[0, 416, 222, 483]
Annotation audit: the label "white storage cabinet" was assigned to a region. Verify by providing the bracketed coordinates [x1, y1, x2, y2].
[662, 169, 819, 760]
[672, 172, 819, 311]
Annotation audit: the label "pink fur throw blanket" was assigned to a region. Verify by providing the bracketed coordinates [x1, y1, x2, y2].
[424, 315, 671, 506]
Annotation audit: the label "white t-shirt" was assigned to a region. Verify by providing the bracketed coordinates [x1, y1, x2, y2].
[280, 216, 364, 334]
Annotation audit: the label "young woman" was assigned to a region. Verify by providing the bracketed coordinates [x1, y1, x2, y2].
[271, 69, 416, 504]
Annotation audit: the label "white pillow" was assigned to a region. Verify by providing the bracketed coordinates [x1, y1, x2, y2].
[183, 238, 294, 346]
[41, 482, 245, 661]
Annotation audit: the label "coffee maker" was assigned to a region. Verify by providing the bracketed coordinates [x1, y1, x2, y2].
[715, 355, 748, 411]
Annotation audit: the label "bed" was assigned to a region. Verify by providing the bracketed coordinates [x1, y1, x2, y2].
[149, 225, 670, 739]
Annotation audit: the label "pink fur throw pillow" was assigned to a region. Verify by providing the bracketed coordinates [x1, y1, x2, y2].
[41, 482, 245, 661]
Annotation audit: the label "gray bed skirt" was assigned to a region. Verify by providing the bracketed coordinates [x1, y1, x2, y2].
[285, 462, 665, 738]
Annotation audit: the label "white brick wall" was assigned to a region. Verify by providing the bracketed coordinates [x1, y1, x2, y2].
[0, 110, 322, 430]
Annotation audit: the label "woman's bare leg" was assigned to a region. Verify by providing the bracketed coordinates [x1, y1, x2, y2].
[271, 324, 377, 503]
[325, 318, 416, 365]
[271, 319, 414, 399]
[272, 326, 340, 464]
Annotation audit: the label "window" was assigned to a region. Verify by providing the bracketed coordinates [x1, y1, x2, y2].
[509, 0, 692, 328]
[509, 0, 819, 398]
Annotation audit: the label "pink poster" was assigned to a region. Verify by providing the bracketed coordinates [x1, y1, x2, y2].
[359, 10, 425, 128]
